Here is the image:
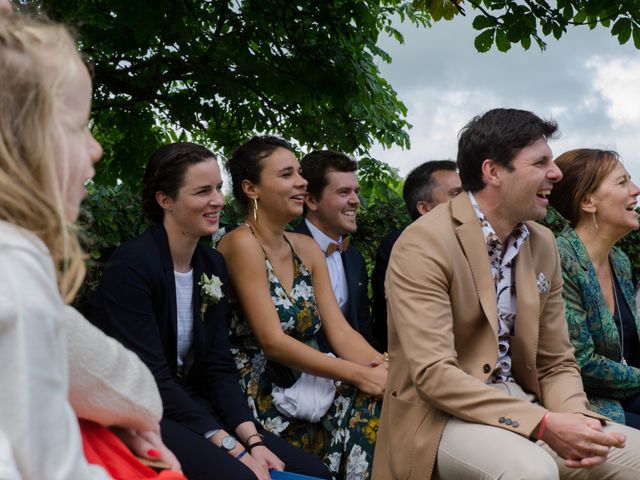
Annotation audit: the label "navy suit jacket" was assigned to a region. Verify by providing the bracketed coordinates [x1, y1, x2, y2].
[91, 224, 255, 435]
[294, 220, 375, 352]
[371, 229, 403, 351]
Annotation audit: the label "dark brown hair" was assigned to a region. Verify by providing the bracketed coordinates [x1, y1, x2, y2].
[142, 142, 216, 223]
[300, 150, 357, 201]
[227, 136, 293, 212]
[457, 108, 558, 192]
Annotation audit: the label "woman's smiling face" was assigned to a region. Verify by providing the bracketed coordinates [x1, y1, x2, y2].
[161, 158, 225, 238]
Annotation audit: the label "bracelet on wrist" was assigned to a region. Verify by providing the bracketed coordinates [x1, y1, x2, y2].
[536, 412, 550, 441]
[245, 432, 264, 444]
[246, 441, 266, 453]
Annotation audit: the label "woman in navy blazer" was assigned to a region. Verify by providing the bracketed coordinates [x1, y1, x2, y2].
[92, 142, 330, 480]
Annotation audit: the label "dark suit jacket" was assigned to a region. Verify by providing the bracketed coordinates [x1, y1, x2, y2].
[91, 224, 255, 435]
[371, 229, 403, 351]
[294, 220, 375, 351]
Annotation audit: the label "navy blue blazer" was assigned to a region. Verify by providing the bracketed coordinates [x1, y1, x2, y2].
[294, 220, 375, 352]
[91, 224, 255, 435]
[371, 229, 403, 351]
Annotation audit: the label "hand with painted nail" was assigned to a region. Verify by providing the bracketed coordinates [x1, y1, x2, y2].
[111, 428, 182, 471]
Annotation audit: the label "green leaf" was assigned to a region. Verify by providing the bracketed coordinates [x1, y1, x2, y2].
[612, 18, 632, 44]
[633, 25, 640, 49]
[552, 24, 564, 40]
[573, 9, 587, 24]
[495, 29, 511, 52]
[506, 22, 522, 42]
[612, 17, 626, 35]
[520, 34, 532, 50]
[474, 29, 495, 52]
[619, 23, 632, 44]
[562, 5, 574, 21]
[472, 15, 495, 30]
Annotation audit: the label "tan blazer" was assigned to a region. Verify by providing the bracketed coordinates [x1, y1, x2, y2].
[372, 193, 600, 480]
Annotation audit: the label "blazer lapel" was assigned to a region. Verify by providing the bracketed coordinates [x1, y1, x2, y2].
[294, 219, 312, 238]
[452, 195, 499, 338]
[151, 224, 179, 342]
[341, 250, 358, 327]
[512, 238, 539, 374]
[191, 246, 205, 358]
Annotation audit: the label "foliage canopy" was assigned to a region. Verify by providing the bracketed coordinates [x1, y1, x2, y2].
[41, 0, 428, 189]
[415, 0, 640, 52]
[36, 0, 640, 190]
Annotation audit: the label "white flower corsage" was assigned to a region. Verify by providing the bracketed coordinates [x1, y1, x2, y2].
[199, 272, 224, 320]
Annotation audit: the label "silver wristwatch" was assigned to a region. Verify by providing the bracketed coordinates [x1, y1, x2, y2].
[220, 435, 237, 452]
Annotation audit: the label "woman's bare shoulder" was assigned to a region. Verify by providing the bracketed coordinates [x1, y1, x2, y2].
[284, 232, 323, 268]
[218, 225, 262, 257]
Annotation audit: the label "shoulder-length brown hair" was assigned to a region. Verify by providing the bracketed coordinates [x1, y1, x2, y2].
[548, 148, 619, 228]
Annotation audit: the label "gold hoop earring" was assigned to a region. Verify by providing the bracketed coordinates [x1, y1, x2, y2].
[592, 211, 598, 231]
[253, 198, 258, 222]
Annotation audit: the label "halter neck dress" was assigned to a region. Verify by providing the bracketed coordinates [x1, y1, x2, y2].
[228, 227, 381, 480]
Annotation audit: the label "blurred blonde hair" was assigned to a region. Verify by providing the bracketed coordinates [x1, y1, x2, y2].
[0, 14, 87, 302]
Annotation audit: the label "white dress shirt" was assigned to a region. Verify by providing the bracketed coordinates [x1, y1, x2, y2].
[305, 218, 348, 313]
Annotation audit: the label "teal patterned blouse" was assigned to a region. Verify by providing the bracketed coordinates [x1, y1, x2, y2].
[557, 226, 640, 423]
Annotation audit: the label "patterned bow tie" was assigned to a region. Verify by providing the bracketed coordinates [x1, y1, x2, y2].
[325, 237, 350, 256]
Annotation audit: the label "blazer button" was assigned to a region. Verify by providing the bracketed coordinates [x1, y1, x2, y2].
[512, 421, 519, 428]
[505, 418, 513, 425]
[498, 417, 506, 424]
[483, 364, 491, 374]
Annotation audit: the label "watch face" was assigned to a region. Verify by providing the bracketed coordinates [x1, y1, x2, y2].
[221, 435, 237, 451]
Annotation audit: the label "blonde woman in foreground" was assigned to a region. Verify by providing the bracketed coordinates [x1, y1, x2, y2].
[0, 13, 180, 479]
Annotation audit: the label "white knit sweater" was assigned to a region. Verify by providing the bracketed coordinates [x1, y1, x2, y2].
[0, 221, 161, 479]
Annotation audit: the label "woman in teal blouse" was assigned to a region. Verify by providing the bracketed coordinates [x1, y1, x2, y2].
[549, 148, 640, 427]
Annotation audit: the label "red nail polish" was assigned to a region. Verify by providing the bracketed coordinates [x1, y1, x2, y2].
[147, 449, 160, 457]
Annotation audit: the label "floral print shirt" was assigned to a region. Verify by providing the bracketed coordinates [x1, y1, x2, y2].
[468, 192, 529, 383]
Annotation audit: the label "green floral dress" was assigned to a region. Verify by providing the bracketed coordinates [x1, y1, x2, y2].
[228, 236, 380, 480]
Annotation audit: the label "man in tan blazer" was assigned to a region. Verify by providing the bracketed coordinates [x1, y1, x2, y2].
[372, 108, 640, 480]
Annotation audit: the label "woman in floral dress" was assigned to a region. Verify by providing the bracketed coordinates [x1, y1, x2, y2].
[218, 136, 387, 480]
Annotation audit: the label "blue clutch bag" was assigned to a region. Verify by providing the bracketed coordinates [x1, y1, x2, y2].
[270, 471, 325, 480]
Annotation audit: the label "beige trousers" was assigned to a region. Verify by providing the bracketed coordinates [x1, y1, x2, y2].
[434, 383, 640, 480]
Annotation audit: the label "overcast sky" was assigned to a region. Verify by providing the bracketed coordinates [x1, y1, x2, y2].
[370, 14, 640, 182]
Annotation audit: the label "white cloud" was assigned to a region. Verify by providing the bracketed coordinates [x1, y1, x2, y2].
[371, 14, 640, 181]
[372, 88, 500, 175]
[587, 56, 640, 127]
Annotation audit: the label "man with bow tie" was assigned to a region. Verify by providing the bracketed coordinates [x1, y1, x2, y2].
[372, 108, 640, 480]
[295, 150, 375, 353]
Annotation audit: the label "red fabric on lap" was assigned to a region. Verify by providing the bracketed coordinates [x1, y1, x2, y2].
[79, 420, 185, 480]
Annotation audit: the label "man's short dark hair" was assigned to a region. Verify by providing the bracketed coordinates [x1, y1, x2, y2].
[300, 150, 357, 201]
[403, 160, 457, 220]
[457, 108, 559, 192]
